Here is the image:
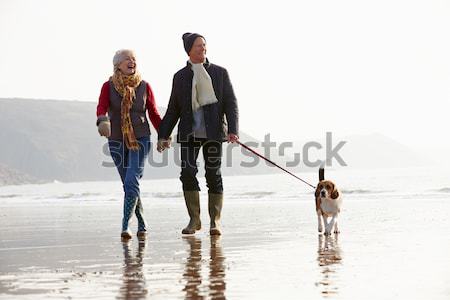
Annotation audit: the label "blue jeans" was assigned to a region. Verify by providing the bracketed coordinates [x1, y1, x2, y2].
[108, 136, 151, 199]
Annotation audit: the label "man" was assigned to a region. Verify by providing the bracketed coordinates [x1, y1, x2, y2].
[158, 32, 239, 235]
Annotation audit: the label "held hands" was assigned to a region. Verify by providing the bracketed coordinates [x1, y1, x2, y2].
[157, 137, 172, 153]
[97, 115, 111, 138]
[227, 133, 239, 143]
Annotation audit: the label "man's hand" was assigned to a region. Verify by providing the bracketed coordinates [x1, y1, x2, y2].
[157, 137, 172, 152]
[227, 133, 239, 143]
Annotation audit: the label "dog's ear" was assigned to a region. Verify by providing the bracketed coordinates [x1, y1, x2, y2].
[331, 182, 340, 199]
[315, 184, 320, 198]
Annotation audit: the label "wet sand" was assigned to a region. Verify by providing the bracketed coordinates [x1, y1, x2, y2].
[1, 192, 450, 299]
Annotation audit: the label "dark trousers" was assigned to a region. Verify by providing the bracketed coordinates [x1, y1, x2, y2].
[180, 138, 223, 194]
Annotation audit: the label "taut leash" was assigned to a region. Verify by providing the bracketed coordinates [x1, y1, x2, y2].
[236, 140, 316, 189]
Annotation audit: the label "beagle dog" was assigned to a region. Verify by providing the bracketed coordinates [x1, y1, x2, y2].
[315, 180, 343, 235]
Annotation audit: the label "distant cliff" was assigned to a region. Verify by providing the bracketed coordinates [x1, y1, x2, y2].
[0, 98, 296, 185]
[0, 163, 38, 186]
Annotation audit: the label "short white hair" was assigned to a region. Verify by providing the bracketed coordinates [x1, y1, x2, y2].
[112, 49, 135, 68]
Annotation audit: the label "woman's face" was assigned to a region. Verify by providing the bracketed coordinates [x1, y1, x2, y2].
[118, 52, 136, 75]
[189, 37, 207, 63]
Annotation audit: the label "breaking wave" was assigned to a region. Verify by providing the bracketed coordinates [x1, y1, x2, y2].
[233, 191, 276, 199]
[55, 192, 102, 199]
[152, 192, 183, 199]
[341, 189, 392, 194]
[0, 194, 20, 199]
[435, 187, 450, 193]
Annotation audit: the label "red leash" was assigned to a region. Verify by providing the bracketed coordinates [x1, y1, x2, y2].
[236, 140, 316, 189]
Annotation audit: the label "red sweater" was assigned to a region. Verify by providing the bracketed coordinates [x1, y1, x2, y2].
[96, 81, 161, 132]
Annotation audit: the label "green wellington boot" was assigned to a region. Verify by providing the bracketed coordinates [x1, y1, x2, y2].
[182, 191, 201, 234]
[208, 193, 223, 235]
[135, 197, 147, 240]
[121, 196, 138, 240]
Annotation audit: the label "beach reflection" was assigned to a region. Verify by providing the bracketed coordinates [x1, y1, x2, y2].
[209, 236, 226, 299]
[182, 236, 226, 299]
[317, 235, 342, 297]
[182, 236, 203, 298]
[119, 241, 148, 300]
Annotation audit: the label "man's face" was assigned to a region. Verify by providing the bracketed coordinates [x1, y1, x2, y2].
[189, 37, 207, 63]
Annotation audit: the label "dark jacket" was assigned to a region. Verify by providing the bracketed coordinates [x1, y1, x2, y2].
[158, 60, 239, 142]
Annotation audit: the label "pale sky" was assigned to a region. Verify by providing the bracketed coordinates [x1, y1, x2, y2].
[1, 0, 449, 152]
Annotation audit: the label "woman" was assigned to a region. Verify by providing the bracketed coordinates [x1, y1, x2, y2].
[96, 49, 161, 240]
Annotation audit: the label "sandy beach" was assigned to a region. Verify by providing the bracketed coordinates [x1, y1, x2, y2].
[1, 169, 450, 299]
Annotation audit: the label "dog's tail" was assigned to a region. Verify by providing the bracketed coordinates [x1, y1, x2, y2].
[319, 168, 325, 181]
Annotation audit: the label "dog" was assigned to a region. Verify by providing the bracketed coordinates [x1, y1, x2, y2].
[315, 180, 343, 235]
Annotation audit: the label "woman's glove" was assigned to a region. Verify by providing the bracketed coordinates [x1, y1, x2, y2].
[96, 115, 111, 138]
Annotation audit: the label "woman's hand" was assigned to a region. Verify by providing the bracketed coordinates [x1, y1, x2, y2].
[97, 115, 111, 138]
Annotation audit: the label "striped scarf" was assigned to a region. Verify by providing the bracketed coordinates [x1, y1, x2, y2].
[111, 71, 142, 150]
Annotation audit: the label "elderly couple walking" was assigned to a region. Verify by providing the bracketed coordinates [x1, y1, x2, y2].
[96, 33, 239, 240]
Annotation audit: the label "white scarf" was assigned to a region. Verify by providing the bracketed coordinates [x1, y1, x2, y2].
[190, 60, 218, 111]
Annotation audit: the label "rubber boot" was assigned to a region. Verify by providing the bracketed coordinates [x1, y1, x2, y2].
[182, 191, 201, 234]
[208, 193, 223, 235]
[121, 196, 138, 240]
[135, 197, 147, 240]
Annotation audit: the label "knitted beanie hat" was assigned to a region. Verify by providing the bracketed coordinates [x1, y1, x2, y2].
[182, 32, 205, 54]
